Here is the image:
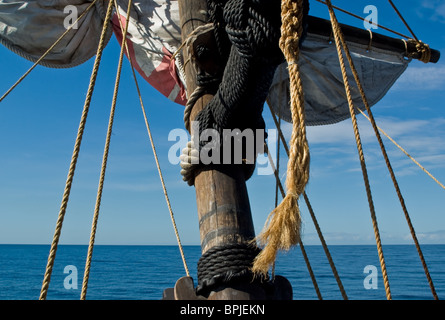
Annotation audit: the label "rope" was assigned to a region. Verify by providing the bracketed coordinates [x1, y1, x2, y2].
[386, 0, 432, 63]
[387, 0, 419, 42]
[80, 0, 133, 300]
[0, 0, 100, 104]
[264, 144, 322, 300]
[315, 0, 410, 39]
[325, 8, 439, 300]
[196, 243, 265, 297]
[265, 107, 348, 300]
[406, 39, 431, 63]
[357, 109, 445, 191]
[316, 0, 432, 63]
[327, 0, 438, 300]
[325, 0, 392, 300]
[181, 0, 286, 186]
[39, 0, 114, 300]
[387, 0, 433, 64]
[112, 0, 190, 278]
[253, 0, 310, 275]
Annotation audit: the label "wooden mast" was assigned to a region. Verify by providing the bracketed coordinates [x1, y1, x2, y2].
[162, 0, 292, 300]
[177, 0, 257, 300]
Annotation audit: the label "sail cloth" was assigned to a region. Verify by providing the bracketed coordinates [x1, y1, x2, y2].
[0, 0, 112, 68]
[0, 0, 409, 125]
[111, 0, 186, 105]
[0, 0, 186, 104]
[268, 32, 411, 126]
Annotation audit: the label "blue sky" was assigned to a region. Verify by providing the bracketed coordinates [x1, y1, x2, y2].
[0, 0, 444, 247]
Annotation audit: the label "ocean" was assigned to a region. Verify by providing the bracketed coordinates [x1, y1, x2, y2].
[0, 244, 443, 300]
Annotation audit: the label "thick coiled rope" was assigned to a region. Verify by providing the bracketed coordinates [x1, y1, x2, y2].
[180, 0, 286, 186]
[196, 243, 267, 297]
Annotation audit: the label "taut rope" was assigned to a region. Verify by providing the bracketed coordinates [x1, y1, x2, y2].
[266, 104, 348, 300]
[80, 0, 133, 300]
[39, 0, 114, 300]
[325, 0, 392, 300]
[113, 0, 190, 278]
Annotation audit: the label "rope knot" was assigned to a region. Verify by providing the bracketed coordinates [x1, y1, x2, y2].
[224, 0, 284, 61]
[416, 40, 431, 63]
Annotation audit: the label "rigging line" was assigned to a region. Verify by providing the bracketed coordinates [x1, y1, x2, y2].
[387, 1, 431, 64]
[301, 53, 442, 191]
[39, 0, 115, 301]
[330, 13, 440, 298]
[0, 0, 99, 104]
[327, 0, 438, 299]
[315, 0, 410, 39]
[301, 50, 443, 191]
[266, 102, 348, 300]
[326, 0, 392, 300]
[274, 66, 284, 209]
[80, 0, 133, 301]
[356, 108, 445, 191]
[264, 142, 322, 300]
[274, 115, 281, 208]
[357, 108, 440, 300]
[112, 0, 190, 277]
[387, 0, 419, 42]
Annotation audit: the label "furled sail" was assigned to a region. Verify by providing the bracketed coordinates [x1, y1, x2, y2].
[0, 0, 111, 68]
[0, 0, 186, 104]
[0, 0, 425, 125]
[111, 0, 186, 105]
[269, 32, 411, 126]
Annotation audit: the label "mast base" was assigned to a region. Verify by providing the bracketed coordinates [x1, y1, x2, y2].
[162, 275, 293, 300]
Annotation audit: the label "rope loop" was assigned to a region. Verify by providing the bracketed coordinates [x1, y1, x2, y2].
[180, 0, 285, 186]
[196, 243, 268, 297]
[416, 40, 432, 63]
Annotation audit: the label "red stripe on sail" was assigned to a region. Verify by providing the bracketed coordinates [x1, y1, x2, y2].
[111, 13, 187, 105]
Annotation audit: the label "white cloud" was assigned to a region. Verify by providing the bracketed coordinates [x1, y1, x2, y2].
[405, 230, 445, 243]
[420, 0, 445, 23]
[301, 116, 445, 180]
[392, 65, 445, 91]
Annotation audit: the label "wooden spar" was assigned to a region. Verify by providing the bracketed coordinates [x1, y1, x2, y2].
[307, 15, 440, 63]
[162, 0, 293, 300]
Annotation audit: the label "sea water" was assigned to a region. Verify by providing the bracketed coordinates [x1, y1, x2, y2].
[0, 244, 443, 300]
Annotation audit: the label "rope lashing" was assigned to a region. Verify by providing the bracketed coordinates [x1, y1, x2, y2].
[180, 0, 286, 186]
[196, 243, 267, 297]
[252, 0, 310, 276]
[387, 0, 431, 63]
